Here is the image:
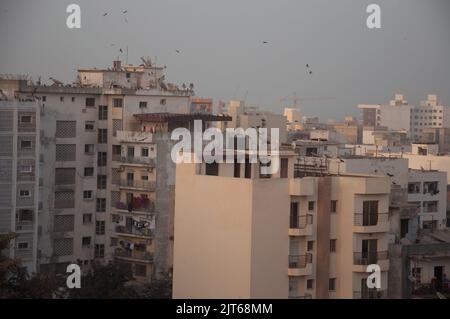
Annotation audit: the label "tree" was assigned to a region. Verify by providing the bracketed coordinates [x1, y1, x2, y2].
[141, 271, 172, 299]
[0, 233, 59, 298]
[68, 261, 139, 299]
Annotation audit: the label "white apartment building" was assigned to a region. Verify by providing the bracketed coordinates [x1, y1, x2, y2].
[0, 77, 40, 274]
[410, 95, 450, 142]
[173, 150, 391, 299]
[358, 94, 411, 133]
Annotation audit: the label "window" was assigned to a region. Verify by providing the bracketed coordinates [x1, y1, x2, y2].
[423, 201, 438, 213]
[71, 97, 75, 102]
[127, 147, 135, 157]
[331, 200, 337, 213]
[95, 220, 105, 235]
[20, 115, 32, 123]
[307, 241, 314, 252]
[112, 145, 121, 159]
[139, 101, 147, 108]
[17, 209, 33, 222]
[160, 98, 166, 105]
[98, 105, 108, 120]
[82, 237, 91, 247]
[290, 202, 299, 228]
[423, 182, 439, 195]
[60, 96, 64, 102]
[84, 167, 94, 177]
[85, 98, 95, 107]
[307, 279, 314, 290]
[141, 148, 149, 157]
[126, 73, 131, 79]
[85, 121, 95, 131]
[20, 140, 32, 149]
[17, 242, 29, 250]
[362, 201, 379, 226]
[280, 158, 288, 178]
[83, 190, 93, 199]
[84, 144, 94, 154]
[141, 175, 148, 181]
[408, 182, 421, 194]
[110, 237, 118, 247]
[97, 175, 107, 189]
[94, 244, 105, 258]
[83, 214, 92, 224]
[19, 165, 33, 173]
[330, 239, 337, 252]
[98, 129, 108, 144]
[329, 278, 336, 291]
[42, 96, 46, 102]
[96, 198, 106, 212]
[19, 189, 31, 197]
[97, 152, 107, 166]
[113, 98, 123, 108]
[308, 201, 315, 211]
[135, 264, 147, 277]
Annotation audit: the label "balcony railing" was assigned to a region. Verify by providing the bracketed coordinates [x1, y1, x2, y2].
[289, 254, 313, 269]
[115, 200, 154, 213]
[353, 251, 388, 265]
[290, 214, 313, 229]
[353, 290, 387, 299]
[115, 225, 152, 237]
[16, 222, 34, 232]
[115, 248, 153, 261]
[119, 179, 156, 191]
[121, 156, 155, 166]
[354, 213, 388, 226]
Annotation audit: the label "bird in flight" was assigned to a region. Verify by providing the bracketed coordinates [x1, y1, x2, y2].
[122, 10, 128, 14]
[309, 70, 313, 75]
[175, 50, 181, 54]
[119, 48, 123, 53]
[263, 41, 268, 44]
[103, 12, 108, 16]
[306, 64, 310, 68]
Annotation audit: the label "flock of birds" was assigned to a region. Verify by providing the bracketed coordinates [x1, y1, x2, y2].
[102, 10, 314, 77]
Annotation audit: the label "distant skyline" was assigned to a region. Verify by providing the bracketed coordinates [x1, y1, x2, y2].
[1, 0, 449, 120]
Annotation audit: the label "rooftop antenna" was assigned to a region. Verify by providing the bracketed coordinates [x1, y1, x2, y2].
[126, 46, 129, 64]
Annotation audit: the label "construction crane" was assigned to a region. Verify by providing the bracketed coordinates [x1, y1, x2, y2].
[279, 92, 335, 111]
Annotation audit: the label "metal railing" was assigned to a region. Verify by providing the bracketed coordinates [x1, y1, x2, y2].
[290, 214, 313, 229]
[119, 179, 156, 191]
[354, 213, 389, 226]
[115, 225, 152, 237]
[16, 222, 34, 232]
[115, 200, 154, 213]
[353, 251, 388, 265]
[115, 249, 153, 261]
[353, 290, 387, 299]
[121, 156, 155, 166]
[288, 253, 313, 269]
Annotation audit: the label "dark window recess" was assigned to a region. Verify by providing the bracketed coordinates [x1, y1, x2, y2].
[205, 163, 219, 176]
[280, 158, 288, 178]
[98, 105, 108, 120]
[85, 98, 95, 107]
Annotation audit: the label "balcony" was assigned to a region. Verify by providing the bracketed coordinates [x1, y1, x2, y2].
[115, 225, 153, 238]
[116, 130, 153, 143]
[115, 199, 155, 213]
[353, 251, 389, 272]
[289, 178, 315, 196]
[353, 213, 389, 233]
[54, 199, 75, 209]
[119, 179, 156, 191]
[353, 290, 387, 299]
[120, 156, 155, 167]
[289, 214, 314, 237]
[114, 248, 153, 263]
[288, 254, 313, 276]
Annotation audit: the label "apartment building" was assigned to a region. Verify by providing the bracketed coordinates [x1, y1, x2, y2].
[358, 94, 412, 133]
[0, 76, 40, 273]
[0, 59, 199, 282]
[173, 150, 392, 299]
[411, 95, 450, 142]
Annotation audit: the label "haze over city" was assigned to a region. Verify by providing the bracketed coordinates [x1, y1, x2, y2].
[1, 0, 450, 119]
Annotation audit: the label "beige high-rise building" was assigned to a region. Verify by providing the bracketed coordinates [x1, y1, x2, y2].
[173, 150, 391, 299]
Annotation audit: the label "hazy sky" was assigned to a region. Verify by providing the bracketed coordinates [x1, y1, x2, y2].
[0, 0, 449, 120]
